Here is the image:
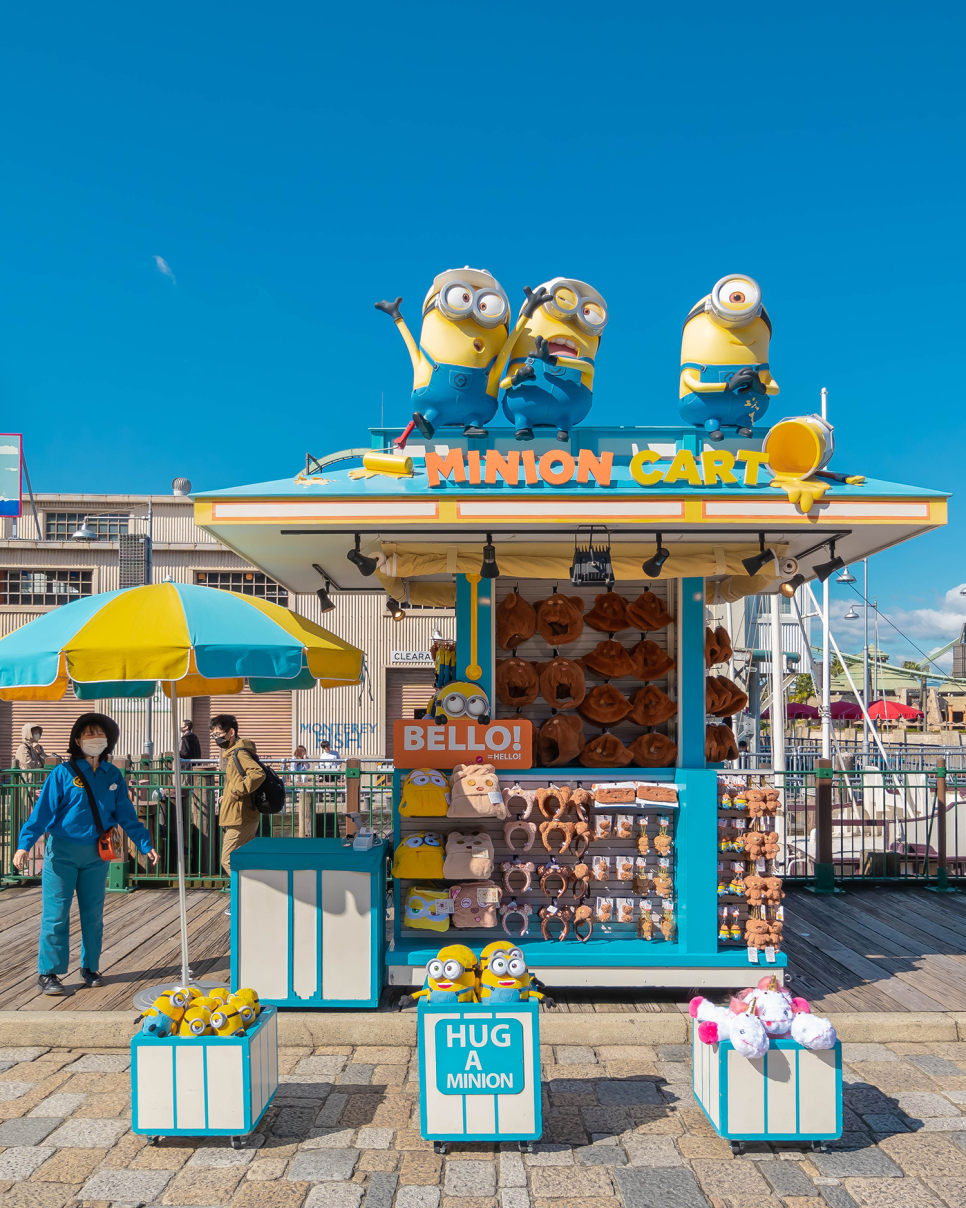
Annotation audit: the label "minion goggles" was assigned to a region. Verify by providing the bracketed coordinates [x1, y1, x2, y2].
[534, 278, 608, 336]
[687, 274, 771, 332]
[424, 268, 510, 328]
[487, 949, 528, 979]
[427, 956, 470, 982]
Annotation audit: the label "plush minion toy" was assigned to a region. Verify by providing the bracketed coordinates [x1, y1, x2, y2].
[392, 832, 445, 879]
[410, 944, 480, 1003]
[228, 990, 259, 1026]
[376, 268, 514, 440]
[210, 1005, 247, 1037]
[231, 987, 261, 1019]
[399, 769, 451, 817]
[427, 683, 490, 726]
[208, 987, 232, 1008]
[500, 278, 607, 442]
[179, 1004, 213, 1037]
[140, 989, 189, 1038]
[678, 274, 779, 441]
[478, 942, 548, 1003]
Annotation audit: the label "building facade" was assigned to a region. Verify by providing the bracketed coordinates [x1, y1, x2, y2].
[0, 492, 453, 763]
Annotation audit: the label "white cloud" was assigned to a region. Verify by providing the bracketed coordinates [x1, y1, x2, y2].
[828, 584, 966, 671]
[153, 255, 176, 284]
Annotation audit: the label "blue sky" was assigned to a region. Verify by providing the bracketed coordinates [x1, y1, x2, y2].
[1, 3, 963, 665]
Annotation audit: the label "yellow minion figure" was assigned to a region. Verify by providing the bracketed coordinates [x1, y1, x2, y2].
[392, 832, 444, 879]
[399, 769, 451, 818]
[228, 990, 260, 1026]
[210, 1005, 247, 1037]
[478, 943, 547, 1003]
[140, 989, 189, 1038]
[427, 683, 490, 726]
[179, 1004, 213, 1037]
[207, 987, 232, 1008]
[500, 279, 608, 443]
[678, 274, 779, 441]
[376, 268, 512, 440]
[410, 945, 480, 1004]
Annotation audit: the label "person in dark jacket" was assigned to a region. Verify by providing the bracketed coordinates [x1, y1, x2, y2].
[179, 720, 202, 762]
[13, 712, 159, 996]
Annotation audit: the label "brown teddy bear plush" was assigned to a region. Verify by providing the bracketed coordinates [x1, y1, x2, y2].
[745, 789, 767, 816]
[628, 685, 677, 727]
[705, 625, 734, 667]
[763, 876, 784, 904]
[534, 593, 585, 645]
[450, 882, 501, 929]
[629, 640, 676, 681]
[537, 657, 586, 709]
[495, 658, 540, 708]
[743, 874, 765, 905]
[628, 732, 678, 768]
[443, 831, 495, 880]
[537, 715, 586, 766]
[585, 591, 630, 634]
[626, 591, 675, 632]
[581, 640, 635, 679]
[579, 732, 635, 767]
[578, 684, 633, 726]
[447, 764, 506, 818]
[496, 591, 537, 651]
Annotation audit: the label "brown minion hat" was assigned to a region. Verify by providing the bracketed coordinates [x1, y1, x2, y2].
[629, 640, 676, 681]
[629, 732, 678, 768]
[497, 591, 536, 651]
[628, 684, 677, 727]
[534, 593, 585, 645]
[577, 684, 633, 727]
[495, 658, 540, 708]
[537, 714, 586, 767]
[584, 591, 630, 634]
[581, 640, 635, 679]
[579, 732, 635, 768]
[626, 590, 675, 632]
[537, 657, 586, 710]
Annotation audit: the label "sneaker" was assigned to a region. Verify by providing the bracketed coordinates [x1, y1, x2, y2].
[556, 429, 569, 443]
[412, 412, 435, 439]
[463, 425, 488, 438]
[80, 968, 104, 988]
[514, 428, 534, 442]
[38, 973, 65, 996]
[736, 426, 754, 438]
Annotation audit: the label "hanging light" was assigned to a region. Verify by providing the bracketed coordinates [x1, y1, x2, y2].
[642, 532, 670, 578]
[480, 533, 500, 579]
[431, 626, 444, 641]
[570, 526, 614, 587]
[780, 573, 806, 599]
[836, 566, 856, 584]
[311, 564, 335, 613]
[742, 532, 773, 578]
[70, 516, 97, 541]
[347, 534, 379, 577]
[814, 540, 845, 583]
[844, 605, 859, 620]
[386, 597, 406, 621]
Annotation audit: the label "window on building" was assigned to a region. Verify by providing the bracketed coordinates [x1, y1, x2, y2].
[195, 570, 289, 606]
[0, 569, 93, 606]
[45, 512, 129, 541]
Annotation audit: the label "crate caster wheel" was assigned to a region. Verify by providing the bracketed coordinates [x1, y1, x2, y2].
[433, 1142, 448, 1155]
[518, 1141, 534, 1153]
[231, 1136, 244, 1150]
[730, 1141, 745, 1155]
[810, 1141, 826, 1153]
[146, 1136, 160, 1147]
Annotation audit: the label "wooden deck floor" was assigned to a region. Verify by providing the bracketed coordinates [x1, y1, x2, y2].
[3, 884, 966, 1014]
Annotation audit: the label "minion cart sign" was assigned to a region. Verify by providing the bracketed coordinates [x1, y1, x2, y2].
[418, 1002, 542, 1151]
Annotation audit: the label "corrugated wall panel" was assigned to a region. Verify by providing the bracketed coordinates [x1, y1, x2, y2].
[209, 686, 292, 760]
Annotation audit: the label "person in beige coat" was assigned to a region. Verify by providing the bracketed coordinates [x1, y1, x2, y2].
[15, 723, 49, 770]
[209, 714, 265, 888]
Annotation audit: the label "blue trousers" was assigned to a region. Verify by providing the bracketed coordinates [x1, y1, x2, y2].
[38, 835, 109, 975]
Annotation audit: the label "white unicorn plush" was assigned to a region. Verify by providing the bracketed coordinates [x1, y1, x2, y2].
[691, 976, 837, 1059]
[689, 995, 769, 1059]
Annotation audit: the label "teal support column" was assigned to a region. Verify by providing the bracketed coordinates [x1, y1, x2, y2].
[456, 573, 494, 705]
[674, 577, 717, 955]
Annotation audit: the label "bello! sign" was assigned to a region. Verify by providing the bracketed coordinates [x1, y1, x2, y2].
[424, 447, 770, 490]
[393, 719, 533, 769]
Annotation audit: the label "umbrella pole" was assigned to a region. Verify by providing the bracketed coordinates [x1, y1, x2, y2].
[170, 681, 191, 987]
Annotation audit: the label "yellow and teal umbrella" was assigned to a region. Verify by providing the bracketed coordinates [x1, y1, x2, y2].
[0, 581, 365, 989]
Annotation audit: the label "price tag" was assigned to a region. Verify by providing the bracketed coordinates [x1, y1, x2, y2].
[765, 946, 776, 963]
[546, 903, 558, 915]
[478, 887, 501, 905]
[756, 858, 767, 872]
[488, 791, 504, 805]
[434, 899, 455, 915]
[748, 947, 760, 963]
[777, 905, 785, 920]
[661, 898, 674, 910]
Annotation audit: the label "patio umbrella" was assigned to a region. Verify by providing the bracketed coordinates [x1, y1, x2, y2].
[762, 702, 819, 720]
[829, 700, 863, 720]
[0, 581, 365, 990]
[868, 698, 922, 720]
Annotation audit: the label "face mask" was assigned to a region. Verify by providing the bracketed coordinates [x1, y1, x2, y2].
[81, 737, 108, 757]
[213, 735, 231, 749]
[31, 731, 41, 741]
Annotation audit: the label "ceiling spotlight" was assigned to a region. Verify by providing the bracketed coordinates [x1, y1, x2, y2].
[779, 573, 806, 598]
[480, 533, 500, 579]
[316, 585, 335, 613]
[836, 566, 856, 584]
[571, 526, 614, 587]
[386, 597, 406, 622]
[742, 532, 774, 578]
[844, 605, 859, 620]
[642, 533, 670, 578]
[347, 534, 379, 577]
[814, 541, 845, 583]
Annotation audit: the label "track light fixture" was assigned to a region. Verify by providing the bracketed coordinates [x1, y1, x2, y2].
[813, 540, 846, 583]
[386, 597, 406, 622]
[779, 573, 805, 599]
[312, 564, 336, 613]
[742, 533, 774, 578]
[642, 533, 670, 578]
[480, 533, 500, 579]
[347, 534, 379, 577]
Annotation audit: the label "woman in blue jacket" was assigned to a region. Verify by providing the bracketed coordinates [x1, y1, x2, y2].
[13, 713, 158, 996]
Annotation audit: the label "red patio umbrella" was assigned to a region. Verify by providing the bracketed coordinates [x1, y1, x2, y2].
[762, 702, 819, 719]
[868, 698, 922, 720]
[829, 700, 863, 720]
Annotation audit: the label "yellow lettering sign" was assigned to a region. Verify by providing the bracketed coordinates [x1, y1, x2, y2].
[701, 450, 738, 485]
[663, 449, 702, 486]
[629, 450, 663, 486]
[737, 449, 770, 486]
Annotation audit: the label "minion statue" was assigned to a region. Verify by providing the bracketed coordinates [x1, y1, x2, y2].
[500, 279, 608, 442]
[426, 682, 490, 725]
[376, 268, 513, 439]
[678, 274, 779, 441]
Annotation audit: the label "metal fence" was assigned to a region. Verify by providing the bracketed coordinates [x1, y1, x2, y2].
[0, 761, 394, 888]
[741, 738, 966, 773]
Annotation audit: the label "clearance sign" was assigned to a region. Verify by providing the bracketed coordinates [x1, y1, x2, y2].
[393, 719, 533, 769]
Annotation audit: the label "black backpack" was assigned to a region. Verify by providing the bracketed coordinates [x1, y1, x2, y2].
[232, 750, 286, 815]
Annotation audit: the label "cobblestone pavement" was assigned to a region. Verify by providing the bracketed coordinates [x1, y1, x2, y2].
[5, 1040, 966, 1207]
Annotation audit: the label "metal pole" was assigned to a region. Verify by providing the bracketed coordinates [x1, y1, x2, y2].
[20, 449, 41, 539]
[822, 577, 832, 759]
[873, 597, 879, 704]
[863, 559, 870, 758]
[809, 758, 840, 893]
[770, 592, 785, 774]
[170, 681, 191, 986]
[928, 757, 957, 893]
[145, 501, 154, 758]
[820, 386, 828, 421]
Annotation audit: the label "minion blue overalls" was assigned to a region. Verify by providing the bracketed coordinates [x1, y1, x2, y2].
[413, 346, 499, 431]
[481, 985, 522, 1003]
[677, 362, 771, 435]
[501, 357, 594, 435]
[428, 988, 469, 1004]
